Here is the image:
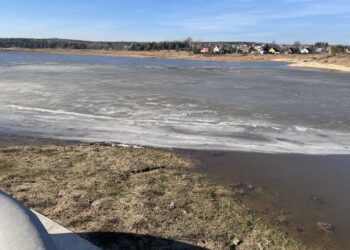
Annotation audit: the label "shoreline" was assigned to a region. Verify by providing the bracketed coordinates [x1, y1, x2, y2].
[0, 136, 306, 249]
[1, 47, 350, 73]
[0, 132, 344, 249]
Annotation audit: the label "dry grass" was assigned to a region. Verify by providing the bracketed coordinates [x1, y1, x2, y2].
[0, 144, 306, 249]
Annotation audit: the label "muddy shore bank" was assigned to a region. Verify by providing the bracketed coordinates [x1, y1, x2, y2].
[0, 134, 312, 249]
[0, 133, 344, 249]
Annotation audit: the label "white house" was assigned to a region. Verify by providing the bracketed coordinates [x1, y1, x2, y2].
[315, 48, 324, 53]
[300, 48, 310, 54]
[254, 46, 263, 53]
[213, 46, 220, 54]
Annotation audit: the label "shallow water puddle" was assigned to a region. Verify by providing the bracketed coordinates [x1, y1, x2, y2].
[186, 150, 350, 249]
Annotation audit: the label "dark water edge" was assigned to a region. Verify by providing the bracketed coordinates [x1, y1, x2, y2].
[176, 149, 350, 249]
[0, 132, 81, 147]
[1, 132, 349, 249]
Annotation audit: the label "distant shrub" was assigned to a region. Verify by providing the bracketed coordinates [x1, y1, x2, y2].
[192, 47, 201, 54]
[314, 41, 329, 48]
[330, 45, 344, 55]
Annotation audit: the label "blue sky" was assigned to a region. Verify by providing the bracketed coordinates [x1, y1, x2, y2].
[0, 0, 349, 44]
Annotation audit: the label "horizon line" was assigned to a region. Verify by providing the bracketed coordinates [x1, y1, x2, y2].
[1, 37, 348, 46]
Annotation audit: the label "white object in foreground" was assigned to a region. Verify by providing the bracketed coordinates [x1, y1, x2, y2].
[0, 191, 56, 250]
[32, 210, 100, 250]
[0, 191, 100, 250]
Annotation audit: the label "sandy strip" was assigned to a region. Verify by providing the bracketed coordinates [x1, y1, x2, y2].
[285, 61, 350, 73]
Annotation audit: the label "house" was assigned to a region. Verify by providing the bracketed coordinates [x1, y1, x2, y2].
[213, 46, 220, 54]
[201, 48, 209, 54]
[234, 44, 252, 54]
[315, 48, 324, 53]
[253, 45, 264, 54]
[300, 48, 310, 54]
[283, 47, 293, 54]
[220, 48, 229, 54]
[289, 47, 300, 54]
[230, 44, 237, 51]
[261, 44, 270, 54]
[254, 45, 262, 51]
[269, 48, 276, 54]
[279, 45, 291, 54]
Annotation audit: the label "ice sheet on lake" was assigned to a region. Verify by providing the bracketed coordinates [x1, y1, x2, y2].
[1, 52, 350, 154]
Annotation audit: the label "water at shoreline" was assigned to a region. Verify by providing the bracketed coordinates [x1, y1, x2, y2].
[187, 150, 350, 249]
[1, 130, 349, 248]
[1, 51, 350, 154]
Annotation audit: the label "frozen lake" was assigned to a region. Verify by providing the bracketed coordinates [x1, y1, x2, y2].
[1, 51, 350, 154]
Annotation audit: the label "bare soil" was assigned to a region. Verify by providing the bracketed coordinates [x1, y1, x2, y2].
[0, 144, 307, 250]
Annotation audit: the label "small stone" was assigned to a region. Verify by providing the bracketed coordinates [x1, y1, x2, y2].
[71, 190, 84, 198]
[246, 183, 254, 190]
[169, 201, 175, 210]
[232, 237, 242, 246]
[58, 190, 65, 197]
[257, 242, 264, 250]
[317, 222, 335, 234]
[90, 199, 105, 210]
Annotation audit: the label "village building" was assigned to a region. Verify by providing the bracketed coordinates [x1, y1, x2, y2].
[253, 45, 262, 52]
[213, 46, 220, 54]
[200, 48, 209, 54]
[269, 48, 276, 54]
[315, 48, 324, 53]
[196, 41, 338, 56]
[300, 48, 310, 54]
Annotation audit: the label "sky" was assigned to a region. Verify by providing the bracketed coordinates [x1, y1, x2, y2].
[0, 0, 349, 44]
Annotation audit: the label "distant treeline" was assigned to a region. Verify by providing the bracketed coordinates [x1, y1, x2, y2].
[0, 38, 131, 50]
[0, 37, 201, 52]
[129, 38, 195, 51]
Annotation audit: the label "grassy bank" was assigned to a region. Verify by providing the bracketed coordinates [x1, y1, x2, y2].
[2, 48, 350, 73]
[0, 144, 308, 249]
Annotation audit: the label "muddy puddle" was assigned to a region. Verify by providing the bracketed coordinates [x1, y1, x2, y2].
[180, 149, 350, 249]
